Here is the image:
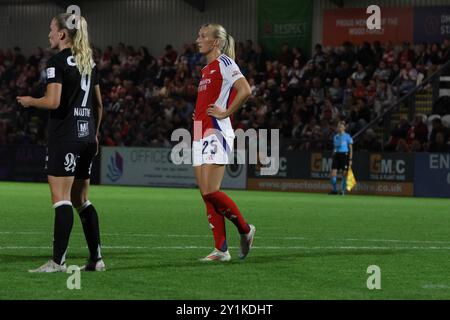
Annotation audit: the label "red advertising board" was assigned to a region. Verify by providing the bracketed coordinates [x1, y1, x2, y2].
[323, 7, 414, 46]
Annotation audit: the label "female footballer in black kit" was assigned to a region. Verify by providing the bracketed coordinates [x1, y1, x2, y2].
[17, 13, 105, 272]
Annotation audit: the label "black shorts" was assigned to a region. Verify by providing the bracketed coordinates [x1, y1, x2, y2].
[332, 152, 350, 171]
[45, 142, 97, 179]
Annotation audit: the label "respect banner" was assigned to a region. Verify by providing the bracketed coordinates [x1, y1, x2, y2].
[258, 0, 312, 57]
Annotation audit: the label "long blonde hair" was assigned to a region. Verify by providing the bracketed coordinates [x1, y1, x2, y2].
[54, 13, 94, 76]
[202, 23, 235, 60]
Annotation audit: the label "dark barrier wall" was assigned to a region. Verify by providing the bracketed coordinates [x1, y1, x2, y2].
[0, 145, 100, 184]
[414, 153, 450, 198]
[0, 145, 46, 182]
[1, 146, 447, 198]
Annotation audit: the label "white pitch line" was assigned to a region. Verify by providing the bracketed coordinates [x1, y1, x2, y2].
[422, 284, 450, 289]
[1, 231, 450, 245]
[334, 238, 450, 244]
[1, 245, 450, 251]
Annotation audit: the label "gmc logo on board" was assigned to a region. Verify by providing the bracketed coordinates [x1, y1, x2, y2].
[369, 154, 406, 181]
[310, 153, 332, 178]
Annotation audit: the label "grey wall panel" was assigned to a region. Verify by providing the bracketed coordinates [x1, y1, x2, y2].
[0, 1, 62, 54]
[0, 0, 257, 55]
[82, 0, 258, 57]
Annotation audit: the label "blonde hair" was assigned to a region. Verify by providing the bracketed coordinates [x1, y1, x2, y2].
[54, 13, 94, 76]
[202, 23, 235, 60]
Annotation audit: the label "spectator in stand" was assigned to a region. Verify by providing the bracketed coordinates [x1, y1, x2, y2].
[358, 128, 382, 151]
[336, 60, 352, 84]
[383, 41, 396, 67]
[342, 77, 355, 107]
[396, 138, 410, 152]
[374, 80, 394, 117]
[328, 77, 344, 105]
[442, 37, 450, 63]
[313, 44, 326, 67]
[291, 112, 304, 139]
[353, 79, 367, 99]
[278, 43, 293, 66]
[428, 43, 443, 65]
[310, 77, 325, 106]
[373, 41, 384, 63]
[398, 61, 418, 94]
[357, 41, 375, 67]
[406, 114, 428, 147]
[320, 99, 339, 122]
[398, 42, 415, 67]
[428, 132, 450, 152]
[373, 61, 391, 81]
[429, 118, 449, 145]
[162, 44, 178, 66]
[287, 58, 302, 89]
[351, 63, 367, 81]
[348, 98, 370, 134]
[301, 117, 321, 140]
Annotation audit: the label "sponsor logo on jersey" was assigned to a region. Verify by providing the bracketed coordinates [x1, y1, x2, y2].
[64, 153, 77, 172]
[199, 78, 211, 86]
[77, 120, 89, 138]
[46, 67, 55, 79]
[67, 56, 77, 66]
[232, 70, 241, 77]
[198, 78, 211, 92]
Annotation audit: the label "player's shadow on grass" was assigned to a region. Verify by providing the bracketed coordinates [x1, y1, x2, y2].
[109, 249, 401, 272]
[1, 249, 401, 270]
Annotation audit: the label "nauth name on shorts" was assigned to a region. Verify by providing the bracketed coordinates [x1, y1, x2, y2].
[74, 108, 91, 117]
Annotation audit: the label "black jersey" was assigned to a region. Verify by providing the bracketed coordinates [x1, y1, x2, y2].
[46, 48, 99, 143]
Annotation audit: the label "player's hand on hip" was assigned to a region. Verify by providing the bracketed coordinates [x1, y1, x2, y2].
[207, 104, 228, 120]
[16, 96, 32, 108]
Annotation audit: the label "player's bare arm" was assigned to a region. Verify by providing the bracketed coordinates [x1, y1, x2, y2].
[207, 78, 251, 120]
[16, 83, 62, 109]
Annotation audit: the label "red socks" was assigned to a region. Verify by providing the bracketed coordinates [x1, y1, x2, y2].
[204, 191, 250, 235]
[202, 195, 227, 252]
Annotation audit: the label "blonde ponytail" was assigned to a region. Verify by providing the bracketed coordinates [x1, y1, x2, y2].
[223, 33, 235, 60]
[202, 23, 236, 60]
[72, 16, 93, 76]
[54, 13, 94, 76]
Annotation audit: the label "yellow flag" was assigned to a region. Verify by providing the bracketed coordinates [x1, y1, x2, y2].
[346, 167, 357, 192]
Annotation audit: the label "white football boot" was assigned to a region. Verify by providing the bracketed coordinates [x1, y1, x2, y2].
[80, 259, 106, 271]
[239, 224, 256, 260]
[28, 260, 67, 273]
[200, 249, 231, 262]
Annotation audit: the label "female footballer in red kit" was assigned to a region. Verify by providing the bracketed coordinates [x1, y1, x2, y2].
[193, 23, 256, 261]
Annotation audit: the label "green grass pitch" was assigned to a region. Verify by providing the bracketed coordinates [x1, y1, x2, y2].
[0, 181, 449, 299]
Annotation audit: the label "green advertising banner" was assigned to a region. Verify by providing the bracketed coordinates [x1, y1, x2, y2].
[258, 0, 313, 58]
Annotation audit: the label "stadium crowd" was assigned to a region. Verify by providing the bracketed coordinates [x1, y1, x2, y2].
[1, 39, 450, 152]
